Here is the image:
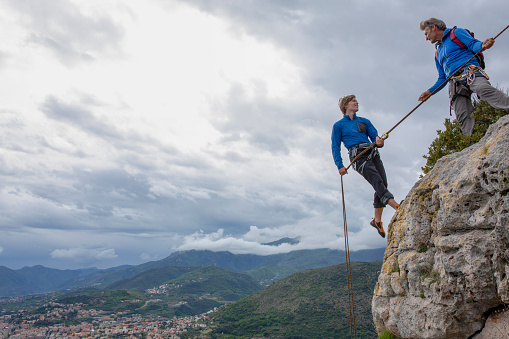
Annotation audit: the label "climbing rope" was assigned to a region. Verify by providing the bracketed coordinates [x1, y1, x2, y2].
[341, 175, 357, 338]
[339, 24, 508, 339]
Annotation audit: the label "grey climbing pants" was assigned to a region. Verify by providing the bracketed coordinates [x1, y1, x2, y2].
[449, 75, 509, 135]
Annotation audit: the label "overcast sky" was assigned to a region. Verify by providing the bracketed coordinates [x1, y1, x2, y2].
[1, 0, 508, 270]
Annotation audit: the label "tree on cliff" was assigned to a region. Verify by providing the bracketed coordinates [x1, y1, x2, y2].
[422, 99, 508, 174]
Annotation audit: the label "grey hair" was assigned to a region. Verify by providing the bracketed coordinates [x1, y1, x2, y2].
[419, 18, 446, 31]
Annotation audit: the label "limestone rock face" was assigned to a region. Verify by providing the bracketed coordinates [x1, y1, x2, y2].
[372, 115, 509, 339]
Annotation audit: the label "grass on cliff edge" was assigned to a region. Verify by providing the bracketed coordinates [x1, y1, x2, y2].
[422, 99, 507, 175]
[379, 330, 397, 338]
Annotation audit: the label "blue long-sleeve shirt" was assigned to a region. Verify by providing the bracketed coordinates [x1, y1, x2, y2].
[429, 27, 483, 94]
[331, 114, 378, 169]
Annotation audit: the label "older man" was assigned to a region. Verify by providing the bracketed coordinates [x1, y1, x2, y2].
[418, 17, 509, 135]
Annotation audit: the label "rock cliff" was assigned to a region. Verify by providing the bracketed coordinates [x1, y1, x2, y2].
[372, 115, 509, 339]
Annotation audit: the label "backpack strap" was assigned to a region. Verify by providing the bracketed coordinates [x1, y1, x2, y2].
[449, 26, 486, 69]
[449, 27, 467, 49]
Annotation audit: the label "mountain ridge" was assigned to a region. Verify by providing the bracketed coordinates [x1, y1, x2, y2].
[0, 247, 385, 297]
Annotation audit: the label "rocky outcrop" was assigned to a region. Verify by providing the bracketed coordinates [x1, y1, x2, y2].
[372, 115, 509, 339]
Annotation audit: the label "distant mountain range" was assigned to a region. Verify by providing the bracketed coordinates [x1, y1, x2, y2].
[106, 265, 261, 302]
[68, 265, 261, 314]
[0, 247, 385, 298]
[0, 265, 97, 297]
[1, 261, 383, 333]
[1, 265, 263, 319]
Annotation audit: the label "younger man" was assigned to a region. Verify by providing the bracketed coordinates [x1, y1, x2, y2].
[331, 95, 399, 238]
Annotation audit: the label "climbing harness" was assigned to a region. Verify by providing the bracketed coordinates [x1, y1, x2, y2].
[448, 65, 489, 115]
[349, 143, 379, 175]
[450, 77, 472, 116]
[340, 24, 509, 339]
[466, 65, 489, 85]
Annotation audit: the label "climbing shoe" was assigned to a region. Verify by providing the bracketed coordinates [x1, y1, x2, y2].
[370, 219, 385, 238]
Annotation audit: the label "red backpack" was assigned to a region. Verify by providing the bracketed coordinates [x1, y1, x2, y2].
[435, 26, 486, 69]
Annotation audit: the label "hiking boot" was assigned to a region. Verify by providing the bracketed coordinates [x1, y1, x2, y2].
[370, 219, 385, 238]
[396, 199, 404, 209]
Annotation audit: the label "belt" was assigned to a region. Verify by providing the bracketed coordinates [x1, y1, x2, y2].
[450, 65, 488, 81]
[349, 142, 372, 152]
[452, 69, 463, 77]
[450, 68, 468, 80]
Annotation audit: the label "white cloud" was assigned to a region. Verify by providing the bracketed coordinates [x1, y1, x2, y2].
[176, 229, 300, 255]
[50, 247, 118, 261]
[176, 212, 390, 255]
[140, 253, 158, 261]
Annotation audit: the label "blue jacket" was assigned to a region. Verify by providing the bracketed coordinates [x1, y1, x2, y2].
[331, 114, 379, 169]
[429, 27, 483, 94]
